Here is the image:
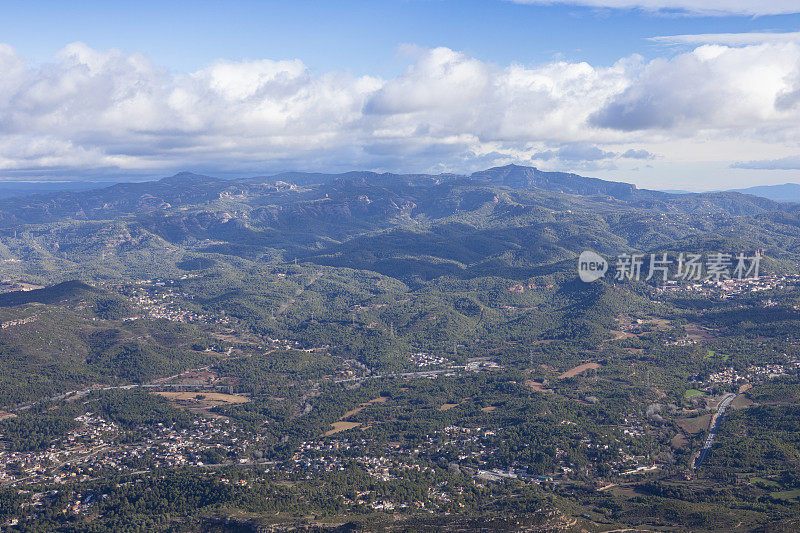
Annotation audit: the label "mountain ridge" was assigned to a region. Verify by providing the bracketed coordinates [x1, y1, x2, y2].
[0, 164, 788, 213]
[0, 164, 798, 285]
[729, 183, 800, 203]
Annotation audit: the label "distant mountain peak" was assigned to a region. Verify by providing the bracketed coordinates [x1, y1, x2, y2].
[474, 163, 539, 174]
[489, 163, 536, 170]
[470, 164, 637, 199]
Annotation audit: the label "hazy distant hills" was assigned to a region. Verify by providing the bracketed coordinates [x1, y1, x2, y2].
[663, 183, 800, 203]
[0, 180, 118, 199]
[729, 183, 800, 203]
[1, 169, 797, 205]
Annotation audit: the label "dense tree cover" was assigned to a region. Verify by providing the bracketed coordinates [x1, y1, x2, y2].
[92, 296, 134, 320]
[747, 377, 800, 403]
[213, 349, 337, 396]
[0, 489, 22, 523]
[0, 404, 81, 451]
[0, 298, 218, 406]
[705, 405, 800, 474]
[90, 389, 193, 429]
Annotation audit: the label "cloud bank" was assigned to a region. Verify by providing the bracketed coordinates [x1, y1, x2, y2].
[1, 39, 800, 179]
[732, 156, 800, 170]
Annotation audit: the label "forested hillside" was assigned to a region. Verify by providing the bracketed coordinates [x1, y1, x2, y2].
[0, 166, 799, 531]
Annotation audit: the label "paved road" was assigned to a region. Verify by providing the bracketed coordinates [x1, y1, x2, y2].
[333, 367, 463, 383]
[12, 372, 225, 412]
[694, 393, 736, 468]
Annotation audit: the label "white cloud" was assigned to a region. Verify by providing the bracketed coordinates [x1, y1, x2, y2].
[506, 0, 800, 16]
[732, 156, 800, 170]
[534, 143, 617, 161]
[1, 40, 800, 184]
[621, 149, 655, 159]
[590, 43, 800, 133]
[366, 47, 491, 115]
[650, 32, 800, 46]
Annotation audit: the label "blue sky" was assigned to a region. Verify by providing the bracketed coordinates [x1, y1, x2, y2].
[1, 0, 800, 189]
[5, 1, 799, 74]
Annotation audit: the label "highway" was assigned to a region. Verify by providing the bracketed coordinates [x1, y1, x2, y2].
[694, 392, 736, 468]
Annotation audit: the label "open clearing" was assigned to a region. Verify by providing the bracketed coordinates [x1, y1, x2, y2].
[525, 380, 552, 393]
[731, 394, 754, 409]
[559, 362, 601, 379]
[324, 396, 387, 435]
[677, 413, 712, 434]
[154, 392, 249, 404]
[751, 477, 781, 488]
[606, 330, 635, 341]
[671, 433, 689, 449]
[706, 349, 731, 361]
[771, 489, 800, 502]
[685, 323, 716, 342]
[324, 421, 361, 436]
[606, 317, 671, 344]
[341, 396, 387, 419]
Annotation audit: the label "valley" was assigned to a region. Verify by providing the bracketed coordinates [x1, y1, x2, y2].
[0, 166, 798, 531]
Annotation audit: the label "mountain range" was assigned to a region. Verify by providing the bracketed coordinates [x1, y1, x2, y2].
[3, 166, 798, 202]
[0, 164, 797, 286]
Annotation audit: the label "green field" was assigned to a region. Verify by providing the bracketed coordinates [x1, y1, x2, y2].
[771, 489, 800, 502]
[751, 477, 781, 489]
[706, 349, 731, 361]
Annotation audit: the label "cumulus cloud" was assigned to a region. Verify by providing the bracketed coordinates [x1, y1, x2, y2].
[532, 144, 655, 165]
[533, 143, 617, 161]
[590, 43, 800, 132]
[365, 47, 491, 115]
[506, 0, 800, 16]
[620, 149, 655, 159]
[0, 42, 386, 175]
[0, 40, 799, 179]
